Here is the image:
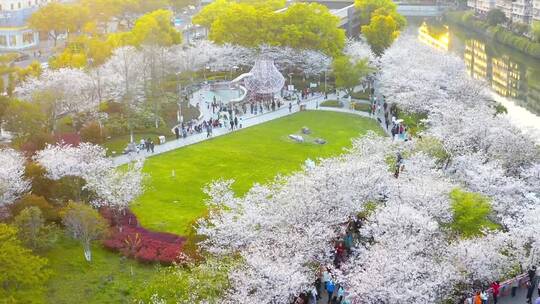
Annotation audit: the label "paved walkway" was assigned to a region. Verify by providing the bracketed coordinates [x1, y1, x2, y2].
[112, 93, 387, 166]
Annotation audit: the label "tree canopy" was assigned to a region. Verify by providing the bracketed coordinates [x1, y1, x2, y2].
[0, 224, 51, 303]
[449, 189, 500, 238]
[194, 1, 345, 56]
[486, 8, 507, 26]
[362, 14, 400, 57]
[333, 56, 374, 95]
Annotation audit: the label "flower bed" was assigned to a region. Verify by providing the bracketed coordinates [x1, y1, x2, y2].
[100, 208, 187, 264]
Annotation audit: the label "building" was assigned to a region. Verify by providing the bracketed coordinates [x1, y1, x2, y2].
[495, 0, 535, 24]
[533, 0, 540, 22]
[0, 0, 52, 51]
[464, 39, 490, 80]
[418, 21, 450, 51]
[491, 55, 521, 98]
[511, 0, 533, 23]
[467, 0, 496, 14]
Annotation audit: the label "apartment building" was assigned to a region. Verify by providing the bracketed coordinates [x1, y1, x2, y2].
[494, 0, 537, 24]
[467, 0, 497, 14]
[533, 0, 540, 22]
[0, 0, 53, 51]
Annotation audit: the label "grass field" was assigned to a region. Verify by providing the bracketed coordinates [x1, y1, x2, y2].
[132, 111, 383, 235]
[45, 236, 159, 304]
[43, 110, 382, 304]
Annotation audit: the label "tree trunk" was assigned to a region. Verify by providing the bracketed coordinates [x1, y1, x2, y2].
[83, 241, 92, 262]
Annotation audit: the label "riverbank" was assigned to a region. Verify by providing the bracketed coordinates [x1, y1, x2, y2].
[444, 11, 540, 60]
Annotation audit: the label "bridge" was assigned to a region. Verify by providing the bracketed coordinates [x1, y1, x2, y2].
[199, 0, 449, 36]
[327, 1, 449, 35]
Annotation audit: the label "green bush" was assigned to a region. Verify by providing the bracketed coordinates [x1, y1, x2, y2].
[449, 188, 500, 238]
[10, 194, 59, 222]
[353, 102, 371, 112]
[350, 90, 371, 100]
[80, 121, 106, 144]
[320, 100, 343, 108]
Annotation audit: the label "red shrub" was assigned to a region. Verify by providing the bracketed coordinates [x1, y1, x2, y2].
[100, 208, 187, 265]
[55, 132, 81, 146]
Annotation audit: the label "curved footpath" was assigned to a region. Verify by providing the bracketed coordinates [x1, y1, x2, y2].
[112, 93, 389, 166]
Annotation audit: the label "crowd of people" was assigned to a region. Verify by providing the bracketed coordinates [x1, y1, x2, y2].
[293, 217, 365, 304]
[464, 266, 540, 304]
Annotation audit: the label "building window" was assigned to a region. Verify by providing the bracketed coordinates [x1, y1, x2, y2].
[10, 3, 14, 10]
[0, 35, 6, 47]
[9, 35, 16, 47]
[23, 32, 34, 45]
[18, 2, 21, 9]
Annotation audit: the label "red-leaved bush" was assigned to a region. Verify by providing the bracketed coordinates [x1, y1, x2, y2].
[100, 208, 187, 265]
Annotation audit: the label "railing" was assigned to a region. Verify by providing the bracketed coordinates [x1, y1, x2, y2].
[463, 273, 530, 303]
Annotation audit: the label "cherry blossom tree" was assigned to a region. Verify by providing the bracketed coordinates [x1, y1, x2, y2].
[33, 142, 112, 181]
[15, 68, 98, 121]
[0, 149, 30, 207]
[100, 46, 146, 104]
[85, 159, 145, 212]
[199, 133, 392, 303]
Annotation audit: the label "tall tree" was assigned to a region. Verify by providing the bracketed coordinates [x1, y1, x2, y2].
[361, 14, 400, 57]
[28, 3, 70, 46]
[61, 202, 107, 262]
[13, 207, 56, 251]
[0, 223, 51, 303]
[354, 0, 398, 24]
[0, 149, 30, 208]
[332, 56, 374, 96]
[486, 8, 507, 26]
[449, 188, 499, 238]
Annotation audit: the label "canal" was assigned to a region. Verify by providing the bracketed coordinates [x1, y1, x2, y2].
[411, 18, 540, 141]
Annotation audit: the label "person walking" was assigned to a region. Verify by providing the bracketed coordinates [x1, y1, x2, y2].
[289, 102, 292, 113]
[145, 138, 151, 152]
[336, 284, 345, 303]
[326, 279, 335, 304]
[230, 118, 234, 131]
[526, 281, 534, 304]
[206, 124, 212, 138]
[480, 290, 488, 304]
[530, 266, 537, 282]
[491, 281, 500, 304]
[511, 278, 519, 297]
[174, 127, 180, 140]
[149, 140, 155, 153]
[234, 116, 239, 129]
[309, 286, 318, 304]
[473, 291, 482, 304]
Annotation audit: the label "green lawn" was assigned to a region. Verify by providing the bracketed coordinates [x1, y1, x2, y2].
[44, 236, 159, 304]
[133, 111, 383, 235]
[42, 111, 381, 304]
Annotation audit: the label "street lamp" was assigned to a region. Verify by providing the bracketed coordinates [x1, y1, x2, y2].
[230, 65, 239, 80]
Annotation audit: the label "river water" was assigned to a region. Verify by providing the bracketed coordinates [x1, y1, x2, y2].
[412, 19, 540, 142]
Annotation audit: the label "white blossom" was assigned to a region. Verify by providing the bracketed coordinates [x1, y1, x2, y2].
[0, 149, 30, 207]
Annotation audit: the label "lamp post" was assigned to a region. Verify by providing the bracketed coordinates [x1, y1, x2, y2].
[324, 69, 327, 96]
[230, 65, 238, 80]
